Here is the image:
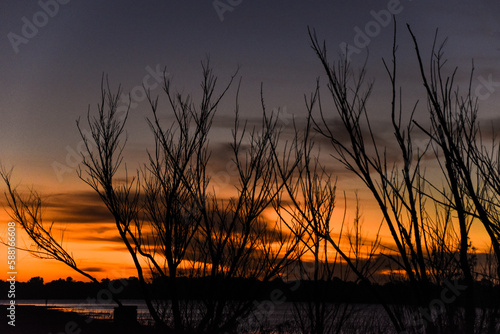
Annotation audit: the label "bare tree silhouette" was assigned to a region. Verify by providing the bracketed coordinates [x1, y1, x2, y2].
[408, 25, 500, 334]
[273, 98, 384, 333]
[75, 60, 303, 333]
[307, 23, 500, 333]
[0, 166, 123, 306]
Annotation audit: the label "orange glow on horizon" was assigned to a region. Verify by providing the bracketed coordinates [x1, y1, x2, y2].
[0, 175, 494, 283]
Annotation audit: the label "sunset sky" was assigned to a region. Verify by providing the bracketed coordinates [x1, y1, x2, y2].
[1, 1, 500, 282]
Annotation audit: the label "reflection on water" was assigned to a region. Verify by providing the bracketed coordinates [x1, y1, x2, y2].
[0, 299, 152, 324]
[1, 300, 497, 333]
[0, 300, 395, 331]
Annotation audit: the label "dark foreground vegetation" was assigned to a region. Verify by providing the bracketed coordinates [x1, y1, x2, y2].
[1, 277, 499, 333]
[1, 276, 499, 306]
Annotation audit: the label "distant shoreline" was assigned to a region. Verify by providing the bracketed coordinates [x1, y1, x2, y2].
[0, 305, 154, 334]
[1, 277, 498, 305]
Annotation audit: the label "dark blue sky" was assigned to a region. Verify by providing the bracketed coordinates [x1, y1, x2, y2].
[1, 0, 500, 189]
